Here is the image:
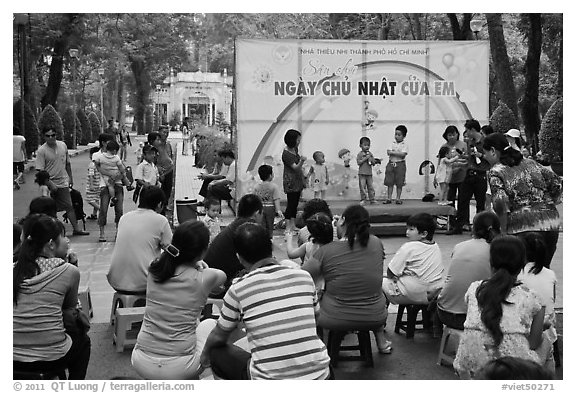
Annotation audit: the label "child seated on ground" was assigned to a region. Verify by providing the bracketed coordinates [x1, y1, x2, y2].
[35, 170, 51, 197]
[517, 232, 558, 372]
[253, 164, 283, 238]
[93, 140, 134, 207]
[382, 212, 444, 304]
[85, 147, 101, 220]
[200, 198, 222, 243]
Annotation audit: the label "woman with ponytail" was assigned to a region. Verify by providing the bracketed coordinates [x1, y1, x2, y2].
[303, 205, 391, 353]
[454, 236, 545, 379]
[13, 214, 90, 379]
[483, 133, 562, 267]
[437, 211, 501, 330]
[131, 221, 226, 380]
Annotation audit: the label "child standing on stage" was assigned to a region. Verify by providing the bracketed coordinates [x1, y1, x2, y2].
[357, 137, 376, 205]
[307, 151, 329, 200]
[254, 164, 284, 239]
[384, 125, 409, 205]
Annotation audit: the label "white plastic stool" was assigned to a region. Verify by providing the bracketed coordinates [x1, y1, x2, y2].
[113, 307, 145, 352]
[78, 286, 93, 319]
[437, 326, 463, 367]
[109, 292, 146, 326]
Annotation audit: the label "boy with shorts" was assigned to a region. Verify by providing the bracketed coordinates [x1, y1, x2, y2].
[254, 164, 284, 238]
[357, 137, 377, 205]
[384, 125, 408, 204]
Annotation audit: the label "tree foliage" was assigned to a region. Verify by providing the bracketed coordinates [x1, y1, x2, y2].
[87, 111, 101, 142]
[489, 100, 519, 134]
[538, 98, 562, 162]
[13, 99, 39, 157]
[37, 104, 64, 141]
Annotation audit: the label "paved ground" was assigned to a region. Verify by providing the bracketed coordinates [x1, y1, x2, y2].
[12, 132, 564, 380]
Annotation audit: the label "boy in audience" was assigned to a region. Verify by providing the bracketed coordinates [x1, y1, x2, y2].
[382, 213, 444, 304]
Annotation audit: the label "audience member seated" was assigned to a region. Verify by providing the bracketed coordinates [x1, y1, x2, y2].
[517, 232, 558, 372]
[437, 211, 501, 329]
[13, 214, 90, 379]
[297, 198, 335, 246]
[475, 356, 554, 380]
[131, 221, 226, 380]
[197, 149, 236, 205]
[203, 194, 263, 296]
[382, 213, 444, 305]
[107, 186, 172, 294]
[201, 223, 331, 379]
[28, 196, 58, 218]
[13, 223, 22, 263]
[454, 236, 545, 379]
[303, 204, 391, 354]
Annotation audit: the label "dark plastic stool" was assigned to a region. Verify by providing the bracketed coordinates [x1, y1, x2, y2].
[394, 304, 432, 338]
[326, 329, 374, 368]
[13, 368, 67, 380]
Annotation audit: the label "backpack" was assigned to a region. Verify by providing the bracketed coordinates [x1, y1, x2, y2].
[63, 187, 86, 230]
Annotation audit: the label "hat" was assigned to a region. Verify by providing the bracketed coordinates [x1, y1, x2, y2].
[505, 129, 521, 138]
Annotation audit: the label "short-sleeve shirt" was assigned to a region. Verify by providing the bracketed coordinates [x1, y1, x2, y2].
[437, 238, 492, 315]
[518, 262, 557, 318]
[356, 151, 374, 176]
[310, 236, 388, 324]
[13, 135, 26, 162]
[156, 143, 174, 174]
[134, 160, 159, 186]
[225, 160, 236, 183]
[254, 181, 281, 206]
[217, 261, 330, 380]
[282, 149, 305, 193]
[387, 240, 444, 285]
[135, 266, 208, 357]
[94, 152, 123, 186]
[35, 141, 70, 188]
[107, 208, 173, 293]
[388, 140, 409, 162]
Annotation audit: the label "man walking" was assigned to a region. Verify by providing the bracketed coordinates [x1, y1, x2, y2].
[200, 222, 331, 380]
[446, 119, 491, 235]
[35, 128, 89, 235]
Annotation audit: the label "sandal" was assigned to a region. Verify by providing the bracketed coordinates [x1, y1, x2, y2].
[378, 340, 393, 354]
[98, 237, 107, 242]
[395, 200, 403, 205]
[383, 199, 392, 204]
[88, 214, 98, 220]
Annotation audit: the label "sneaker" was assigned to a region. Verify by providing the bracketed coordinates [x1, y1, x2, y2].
[110, 197, 118, 207]
[126, 185, 135, 191]
[72, 230, 90, 236]
[383, 199, 392, 204]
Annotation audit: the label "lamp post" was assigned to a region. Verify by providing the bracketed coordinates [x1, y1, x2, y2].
[97, 68, 105, 134]
[156, 84, 161, 128]
[470, 18, 483, 40]
[15, 14, 28, 138]
[69, 48, 79, 149]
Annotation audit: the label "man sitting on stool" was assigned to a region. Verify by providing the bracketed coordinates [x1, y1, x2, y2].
[197, 149, 236, 211]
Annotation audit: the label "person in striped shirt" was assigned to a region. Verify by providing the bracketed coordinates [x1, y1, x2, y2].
[200, 222, 331, 380]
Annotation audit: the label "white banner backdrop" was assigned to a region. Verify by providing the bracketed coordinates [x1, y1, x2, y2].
[236, 39, 489, 200]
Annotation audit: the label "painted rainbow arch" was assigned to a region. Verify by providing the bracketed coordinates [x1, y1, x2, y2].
[245, 60, 473, 172]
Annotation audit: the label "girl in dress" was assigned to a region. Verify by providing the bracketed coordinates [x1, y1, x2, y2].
[454, 236, 545, 379]
[435, 146, 460, 205]
[307, 151, 329, 200]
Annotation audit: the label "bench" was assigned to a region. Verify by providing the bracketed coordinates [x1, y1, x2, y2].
[113, 307, 145, 352]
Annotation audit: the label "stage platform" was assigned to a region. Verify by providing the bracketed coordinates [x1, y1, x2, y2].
[296, 199, 456, 236]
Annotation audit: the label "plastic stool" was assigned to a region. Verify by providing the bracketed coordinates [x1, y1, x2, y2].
[78, 286, 93, 319]
[113, 307, 145, 352]
[394, 304, 431, 338]
[109, 291, 146, 326]
[437, 326, 463, 367]
[13, 368, 67, 380]
[326, 329, 374, 368]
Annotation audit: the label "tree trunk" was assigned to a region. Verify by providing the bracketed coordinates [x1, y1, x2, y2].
[520, 14, 542, 155]
[447, 13, 474, 40]
[486, 13, 518, 119]
[130, 56, 150, 135]
[378, 14, 391, 40]
[118, 72, 126, 126]
[40, 14, 82, 110]
[556, 34, 562, 97]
